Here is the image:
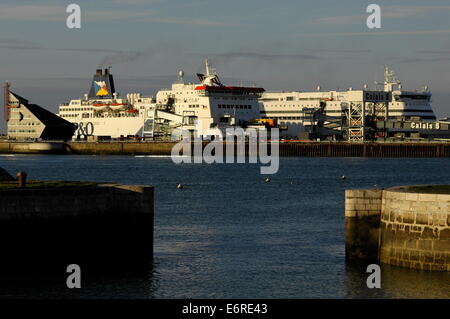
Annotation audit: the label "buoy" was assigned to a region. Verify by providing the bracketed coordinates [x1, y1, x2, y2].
[341, 175, 346, 180]
[177, 183, 183, 189]
[264, 177, 271, 183]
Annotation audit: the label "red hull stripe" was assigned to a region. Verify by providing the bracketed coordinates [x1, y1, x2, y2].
[194, 85, 264, 93]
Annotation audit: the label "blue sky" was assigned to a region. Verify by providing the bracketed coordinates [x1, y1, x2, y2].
[2, 0, 450, 132]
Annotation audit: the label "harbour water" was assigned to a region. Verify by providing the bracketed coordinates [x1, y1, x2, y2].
[0, 155, 449, 299]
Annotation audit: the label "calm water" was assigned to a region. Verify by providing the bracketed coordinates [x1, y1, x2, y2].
[0, 155, 449, 299]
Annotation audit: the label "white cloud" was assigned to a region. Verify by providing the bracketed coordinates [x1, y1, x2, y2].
[0, 3, 240, 27]
[0, 5, 66, 22]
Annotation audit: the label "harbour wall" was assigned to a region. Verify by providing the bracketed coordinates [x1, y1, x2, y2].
[2, 141, 450, 157]
[0, 184, 154, 275]
[345, 188, 450, 271]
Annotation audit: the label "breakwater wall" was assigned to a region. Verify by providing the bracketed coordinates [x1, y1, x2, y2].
[0, 184, 154, 275]
[345, 187, 450, 271]
[0, 141, 67, 154]
[2, 141, 450, 157]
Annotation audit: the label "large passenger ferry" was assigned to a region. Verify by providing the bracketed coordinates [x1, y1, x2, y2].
[259, 66, 436, 138]
[58, 60, 264, 139]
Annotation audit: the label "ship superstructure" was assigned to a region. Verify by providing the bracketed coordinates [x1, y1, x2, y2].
[145, 59, 264, 138]
[259, 66, 436, 138]
[58, 61, 265, 139]
[58, 68, 154, 138]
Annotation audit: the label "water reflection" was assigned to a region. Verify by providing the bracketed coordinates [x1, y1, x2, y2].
[0, 267, 159, 299]
[345, 262, 450, 299]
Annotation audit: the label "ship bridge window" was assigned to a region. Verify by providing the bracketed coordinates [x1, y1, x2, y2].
[394, 94, 429, 101]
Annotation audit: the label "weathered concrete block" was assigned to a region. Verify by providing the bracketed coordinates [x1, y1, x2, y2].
[348, 186, 450, 271]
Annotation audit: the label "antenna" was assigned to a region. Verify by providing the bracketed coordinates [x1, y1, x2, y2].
[205, 58, 210, 76]
[178, 70, 185, 83]
[383, 65, 401, 91]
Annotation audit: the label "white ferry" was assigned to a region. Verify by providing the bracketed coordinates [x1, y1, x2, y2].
[259, 66, 436, 138]
[58, 61, 264, 139]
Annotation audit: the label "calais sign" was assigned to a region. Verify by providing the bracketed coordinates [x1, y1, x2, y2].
[363, 91, 391, 103]
[411, 122, 440, 130]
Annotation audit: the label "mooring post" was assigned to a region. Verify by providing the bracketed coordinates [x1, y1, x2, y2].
[16, 172, 27, 188]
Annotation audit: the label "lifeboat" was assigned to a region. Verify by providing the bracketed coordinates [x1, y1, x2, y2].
[127, 108, 138, 113]
[92, 102, 109, 111]
[109, 102, 128, 111]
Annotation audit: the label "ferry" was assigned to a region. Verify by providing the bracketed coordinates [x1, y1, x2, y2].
[259, 66, 436, 138]
[58, 60, 265, 139]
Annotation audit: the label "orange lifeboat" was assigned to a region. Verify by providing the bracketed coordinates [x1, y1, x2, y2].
[92, 102, 109, 111]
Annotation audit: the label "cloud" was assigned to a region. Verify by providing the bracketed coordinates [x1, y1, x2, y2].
[98, 48, 155, 67]
[416, 50, 450, 54]
[0, 39, 44, 50]
[0, 3, 241, 27]
[304, 29, 450, 37]
[382, 5, 450, 18]
[0, 4, 151, 22]
[315, 5, 450, 25]
[313, 49, 371, 53]
[316, 15, 364, 25]
[0, 5, 65, 22]
[0, 39, 123, 53]
[0, 38, 158, 67]
[135, 16, 244, 27]
[201, 52, 322, 63]
[394, 56, 450, 63]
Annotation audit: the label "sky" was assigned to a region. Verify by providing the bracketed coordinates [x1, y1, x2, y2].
[2, 0, 450, 133]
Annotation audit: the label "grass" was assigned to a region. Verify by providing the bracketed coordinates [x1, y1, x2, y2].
[0, 180, 100, 190]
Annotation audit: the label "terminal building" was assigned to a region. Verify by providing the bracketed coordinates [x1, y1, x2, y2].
[3, 82, 75, 141]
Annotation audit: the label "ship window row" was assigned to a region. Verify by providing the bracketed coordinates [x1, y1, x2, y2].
[276, 116, 302, 120]
[263, 116, 303, 120]
[215, 97, 249, 101]
[9, 122, 38, 126]
[218, 104, 252, 109]
[8, 129, 37, 133]
[269, 105, 318, 108]
[61, 107, 92, 112]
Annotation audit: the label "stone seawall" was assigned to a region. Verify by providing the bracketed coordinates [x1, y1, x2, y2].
[0, 184, 154, 275]
[0, 142, 67, 154]
[345, 187, 450, 271]
[345, 189, 383, 261]
[380, 188, 450, 271]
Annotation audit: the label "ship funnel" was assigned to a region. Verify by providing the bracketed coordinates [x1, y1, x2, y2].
[88, 68, 116, 99]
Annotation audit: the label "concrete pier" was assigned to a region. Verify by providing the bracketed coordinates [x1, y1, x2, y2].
[0, 141, 67, 154]
[0, 183, 154, 275]
[2, 141, 450, 157]
[345, 189, 383, 262]
[345, 186, 450, 271]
